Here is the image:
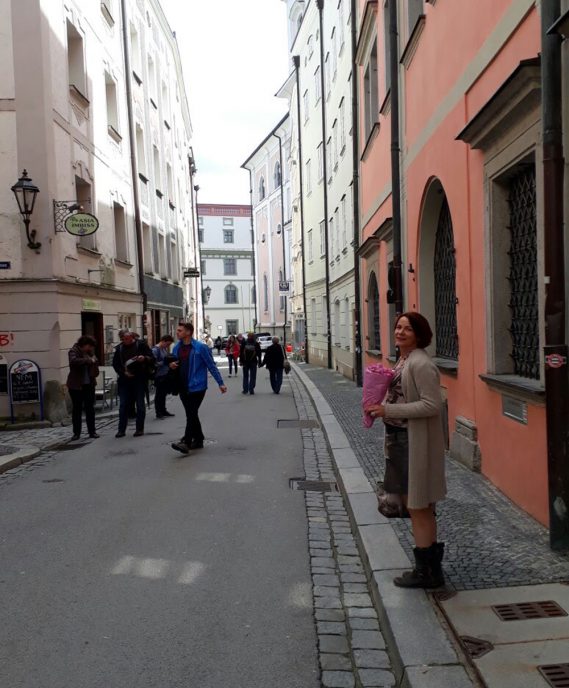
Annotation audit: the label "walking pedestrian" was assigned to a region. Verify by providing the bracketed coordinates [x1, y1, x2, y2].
[67, 335, 100, 440]
[365, 312, 447, 588]
[261, 336, 286, 394]
[152, 334, 175, 419]
[239, 332, 262, 395]
[224, 334, 240, 377]
[214, 335, 222, 356]
[170, 322, 227, 454]
[112, 329, 154, 438]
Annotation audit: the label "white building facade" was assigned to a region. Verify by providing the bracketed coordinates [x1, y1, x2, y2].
[198, 204, 255, 338]
[0, 0, 197, 420]
[242, 115, 293, 344]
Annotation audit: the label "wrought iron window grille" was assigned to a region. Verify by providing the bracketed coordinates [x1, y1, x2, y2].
[434, 198, 458, 360]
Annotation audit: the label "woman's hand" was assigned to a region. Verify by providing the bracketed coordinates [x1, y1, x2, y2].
[365, 404, 385, 418]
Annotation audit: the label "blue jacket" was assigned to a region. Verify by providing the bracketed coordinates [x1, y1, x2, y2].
[172, 338, 224, 392]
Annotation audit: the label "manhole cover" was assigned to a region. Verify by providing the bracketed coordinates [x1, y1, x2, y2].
[42, 478, 65, 483]
[278, 419, 320, 429]
[290, 479, 338, 492]
[538, 664, 569, 688]
[492, 601, 567, 622]
[460, 636, 494, 659]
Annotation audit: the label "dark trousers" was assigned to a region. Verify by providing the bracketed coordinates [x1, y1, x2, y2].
[227, 354, 238, 374]
[242, 363, 257, 392]
[269, 368, 284, 394]
[154, 376, 169, 416]
[179, 389, 207, 444]
[118, 377, 146, 433]
[69, 385, 96, 435]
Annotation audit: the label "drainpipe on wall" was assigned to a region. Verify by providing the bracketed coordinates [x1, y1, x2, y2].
[120, 0, 147, 332]
[188, 153, 200, 329]
[246, 169, 259, 332]
[317, 0, 333, 370]
[273, 130, 288, 348]
[542, 0, 569, 550]
[389, 0, 403, 316]
[351, 0, 363, 386]
[293, 55, 309, 363]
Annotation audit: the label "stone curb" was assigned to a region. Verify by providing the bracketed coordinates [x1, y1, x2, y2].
[292, 364, 475, 688]
[0, 446, 42, 474]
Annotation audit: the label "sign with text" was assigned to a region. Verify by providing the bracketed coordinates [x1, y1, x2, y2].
[64, 212, 99, 236]
[0, 261, 11, 269]
[278, 281, 290, 295]
[9, 359, 41, 405]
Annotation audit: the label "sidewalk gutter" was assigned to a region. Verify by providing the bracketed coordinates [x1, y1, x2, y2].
[0, 445, 41, 473]
[293, 364, 476, 688]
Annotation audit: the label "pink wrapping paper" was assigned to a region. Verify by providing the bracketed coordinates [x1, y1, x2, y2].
[362, 364, 394, 428]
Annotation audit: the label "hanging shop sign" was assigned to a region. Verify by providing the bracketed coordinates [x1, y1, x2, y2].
[64, 212, 99, 237]
[278, 281, 290, 295]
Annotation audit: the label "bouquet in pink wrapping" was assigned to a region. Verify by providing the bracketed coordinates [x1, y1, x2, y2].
[362, 364, 394, 428]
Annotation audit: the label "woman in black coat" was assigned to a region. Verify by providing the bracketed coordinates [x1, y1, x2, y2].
[261, 337, 286, 394]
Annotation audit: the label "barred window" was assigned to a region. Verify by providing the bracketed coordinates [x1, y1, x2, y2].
[508, 166, 539, 379]
[368, 272, 380, 350]
[434, 198, 458, 360]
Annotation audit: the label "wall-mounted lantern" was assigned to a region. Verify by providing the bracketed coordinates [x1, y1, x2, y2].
[11, 169, 41, 250]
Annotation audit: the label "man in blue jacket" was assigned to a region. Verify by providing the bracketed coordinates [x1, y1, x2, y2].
[171, 322, 227, 453]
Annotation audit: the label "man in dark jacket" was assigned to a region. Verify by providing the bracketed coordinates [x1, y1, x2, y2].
[152, 334, 175, 419]
[261, 336, 286, 394]
[67, 335, 100, 440]
[239, 332, 262, 395]
[112, 330, 153, 438]
[170, 322, 226, 454]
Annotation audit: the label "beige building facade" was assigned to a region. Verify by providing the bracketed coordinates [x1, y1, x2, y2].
[0, 0, 197, 420]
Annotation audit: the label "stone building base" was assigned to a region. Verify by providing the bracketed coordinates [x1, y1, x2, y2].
[450, 415, 482, 472]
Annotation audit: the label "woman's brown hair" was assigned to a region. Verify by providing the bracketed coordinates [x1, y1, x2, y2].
[394, 311, 433, 348]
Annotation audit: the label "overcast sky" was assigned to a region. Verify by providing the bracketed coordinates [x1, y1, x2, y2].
[160, 0, 290, 205]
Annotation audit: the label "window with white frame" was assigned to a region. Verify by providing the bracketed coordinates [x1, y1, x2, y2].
[338, 0, 345, 48]
[329, 215, 334, 257]
[320, 221, 326, 256]
[331, 29, 337, 79]
[259, 176, 266, 201]
[223, 217, 234, 226]
[332, 120, 338, 169]
[341, 196, 347, 248]
[67, 20, 87, 98]
[130, 23, 141, 76]
[113, 201, 128, 262]
[308, 229, 313, 261]
[223, 229, 234, 243]
[321, 295, 327, 334]
[306, 159, 312, 194]
[339, 99, 346, 152]
[326, 138, 332, 182]
[334, 300, 341, 344]
[310, 298, 317, 335]
[408, 0, 423, 35]
[263, 274, 269, 311]
[363, 40, 379, 141]
[223, 258, 237, 275]
[325, 54, 331, 99]
[383, 3, 391, 94]
[315, 66, 321, 103]
[225, 284, 238, 304]
[273, 161, 282, 189]
[142, 222, 152, 273]
[317, 143, 324, 181]
[105, 72, 120, 139]
[136, 124, 147, 178]
[303, 90, 309, 122]
[334, 208, 340, 254]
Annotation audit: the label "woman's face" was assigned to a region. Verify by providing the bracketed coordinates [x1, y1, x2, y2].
[394, 316, 418, 350]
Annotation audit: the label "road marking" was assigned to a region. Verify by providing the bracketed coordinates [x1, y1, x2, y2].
[235, 474, 255, 483]
[195, 472, 232, 482]
[111, 555, 136, 575]
[135, 557, 169, 579]
[178, 561, 206, 585]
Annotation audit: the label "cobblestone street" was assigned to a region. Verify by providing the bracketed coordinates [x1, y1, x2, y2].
[300, 365, 569, 591]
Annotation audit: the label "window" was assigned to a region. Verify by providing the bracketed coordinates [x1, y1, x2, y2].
[364, 41, 378, 140]
[315, 67, 321, 103]
[338, 0, 345, 48]
[105, 72, 120, 140]
[198, 227, 204, 243]
[223, 217, 234, 226]
[147, 55, 157, 105]
[317, 143, 324, 181]
[101, 1, 115, 26]
[334, 208, 340, 254]
[273, 161, 282, 189]
[344, 297, 351, 348]
[279, 270, 286, 311]
[153, 145, 161, 193]
[334, 300, 341, 344]
[330, 215, 334, 257]
[259, 176, 266, 201]
[332, 120, 338, 169]
[408, 0, 423, 34]
[263, 274, 269, 311]
[223, 258, 237, 275]
[434, 197, 458, 360]
[142, 222, 152, 273]
[341, 196, 347, 248]
[308, 229, 313, 261]
[306, 159, 312, 194]
[226, 319, 239, 335]
[276, 223, 282, 235]
[225, 285, 238, 304]
[159, 232, 166, 276]
[383, 3, 391, 93]
[152, 227, 159, 273]
[310, 298, 317, 335]
[166, 163, 174, 203]
[136, 124, 147, 177]
[201, 259, 206, 275]
[303, 90, 309, 122]
[67, 20, 86, 98]
[113, 202, 128, 262]
[331, 29, 337, 79]
[339, 99, 346, 152]
[75, 176, 95, 250]
[325, 54, 331, 99]
[326, 138, 332, 182]
[368, 272, 380, 350]
[130, 24, 141, 77]
[320, 220, 326, 256]
[321, 295, 327, 334]
[162, 82, 170, 123]
[223, 229, 234, 243]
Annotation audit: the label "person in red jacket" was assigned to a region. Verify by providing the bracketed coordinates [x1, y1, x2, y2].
[224, 334, 240, 377]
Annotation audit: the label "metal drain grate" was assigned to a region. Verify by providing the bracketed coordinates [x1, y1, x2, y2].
[278, 419, 320, 429]
[539, 664, 569, 688]
[460, 636, 494, 659]
[290, 479, 338, 493]
[492, 601, 567, 622]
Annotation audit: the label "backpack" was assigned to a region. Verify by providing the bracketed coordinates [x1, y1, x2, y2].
[243, 342, 257, 363]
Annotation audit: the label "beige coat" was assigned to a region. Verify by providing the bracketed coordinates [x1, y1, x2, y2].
[384, 348, 447, 509]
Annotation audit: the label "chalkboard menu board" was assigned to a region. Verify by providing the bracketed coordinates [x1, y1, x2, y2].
[0, 363, 7, 394]
[9, 360, 41, 404]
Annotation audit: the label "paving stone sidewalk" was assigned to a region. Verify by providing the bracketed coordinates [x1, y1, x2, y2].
[293, 375, 396, 688]
[300, 365, 569, 591]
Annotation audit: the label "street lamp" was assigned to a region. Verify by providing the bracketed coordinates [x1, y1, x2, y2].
[203, 285, 212, 303]
[11, 169, 41, 250]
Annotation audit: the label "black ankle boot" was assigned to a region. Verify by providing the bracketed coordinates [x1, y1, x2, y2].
[394, 544, 445, 589]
